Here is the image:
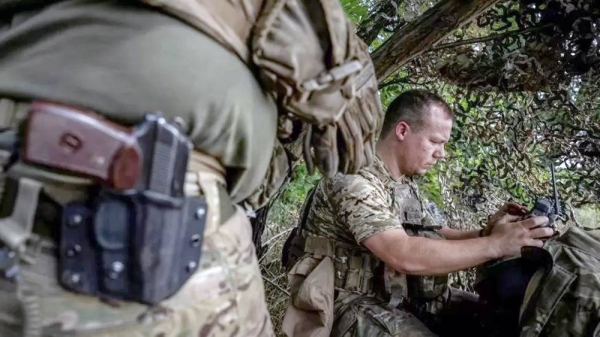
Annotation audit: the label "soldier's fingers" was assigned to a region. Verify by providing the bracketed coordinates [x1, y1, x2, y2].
[499, 214, 522, 223]
[528, 227, 555, 239]
[520, 216, 549, 229]
[526, 239, 544, 248]
[504, 202, 528, 215]
[490, 214, 521, 224]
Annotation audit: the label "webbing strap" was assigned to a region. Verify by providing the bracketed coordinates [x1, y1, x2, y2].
[0, 99, 16, 130]
[519, 263, 576, 337]
[296, 183, 318, 237]
[304, 236, 335, 258]
[519, 268, 545, 322]
[0, 178, 42, 253]
[384, 265, 408, 308]
[0, 99, 29, 130]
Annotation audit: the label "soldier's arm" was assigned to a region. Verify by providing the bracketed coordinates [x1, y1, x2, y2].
[362, 216, 551, 275]
[334, 176, 552, 275]
[439, 202, 529, 240]
[438, 227, 481, 240]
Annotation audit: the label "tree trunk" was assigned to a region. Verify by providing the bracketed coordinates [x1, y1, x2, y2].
[371, 0, 502, 82]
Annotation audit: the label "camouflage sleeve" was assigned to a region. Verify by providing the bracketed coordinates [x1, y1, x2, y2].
[329, 174, 402, 243]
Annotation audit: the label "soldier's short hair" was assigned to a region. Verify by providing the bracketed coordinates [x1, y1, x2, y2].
[380, 89, 454, 137]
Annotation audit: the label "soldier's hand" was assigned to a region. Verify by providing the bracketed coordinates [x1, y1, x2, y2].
[487, 202, 528, 227]
[489, 215, 553, 258]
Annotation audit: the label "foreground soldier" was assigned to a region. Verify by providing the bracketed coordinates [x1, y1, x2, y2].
[0, 1, 381, 336]
[282, 90, 553, 337]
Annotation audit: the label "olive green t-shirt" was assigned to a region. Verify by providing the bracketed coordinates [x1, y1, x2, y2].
[0, 0, 277, 203]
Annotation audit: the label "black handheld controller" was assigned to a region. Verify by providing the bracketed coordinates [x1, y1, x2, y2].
[524, 165, 561, 233]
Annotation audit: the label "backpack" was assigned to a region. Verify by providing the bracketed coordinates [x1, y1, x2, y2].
[141, 0, 383, 177]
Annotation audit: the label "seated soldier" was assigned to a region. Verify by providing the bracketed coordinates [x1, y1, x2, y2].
[282, 89, 554, 337]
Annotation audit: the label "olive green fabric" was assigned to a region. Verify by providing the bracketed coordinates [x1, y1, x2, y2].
[0, 0, 277, 203]
[518, 227, 600, 337]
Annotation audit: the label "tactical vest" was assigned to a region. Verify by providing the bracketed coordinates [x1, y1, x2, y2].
[385, 180, 449, 316]
[284, 178, 449, 315]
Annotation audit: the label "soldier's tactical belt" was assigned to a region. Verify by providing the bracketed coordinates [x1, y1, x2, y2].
[0, 101, 208, 305]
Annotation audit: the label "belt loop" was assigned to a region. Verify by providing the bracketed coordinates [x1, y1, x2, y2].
[185, 150, 227, 235]
[0, 99, 16, 129]
[0, 178, 42, 253]
[0, 99, 30, 130]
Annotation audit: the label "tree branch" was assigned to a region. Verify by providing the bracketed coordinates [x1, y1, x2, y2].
[378, 77, 435, 89]
[371, 0, 503, 83]
[430, 24, 552, 51]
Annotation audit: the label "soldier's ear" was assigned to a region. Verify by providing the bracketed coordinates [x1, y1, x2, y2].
[395, 121, 410, 141]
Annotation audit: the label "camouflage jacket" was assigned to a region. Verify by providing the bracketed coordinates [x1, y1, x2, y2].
[302, 157, 448, 311]
[519, 226, 600, 337]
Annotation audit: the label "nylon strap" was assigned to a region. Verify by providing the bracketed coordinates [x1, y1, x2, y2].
[0, 178, 42, 253]
[519, 268, 546, 322]
[185, 150, 227, 236]
[0, 99, 29, 130]
[519, 263, 576, 337]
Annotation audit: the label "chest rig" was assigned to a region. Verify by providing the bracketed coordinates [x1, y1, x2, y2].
[283, 175, 449, 314]
[385, 181, 449, 316]
[282, 184, 377, 295]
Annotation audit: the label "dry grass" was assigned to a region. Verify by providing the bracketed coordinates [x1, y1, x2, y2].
[258, 192, 304, 336]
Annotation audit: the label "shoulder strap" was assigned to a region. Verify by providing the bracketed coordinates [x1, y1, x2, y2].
[140, 0, 264, 62]
[297, 181, 319, 234]
[280, 180, 319, 269]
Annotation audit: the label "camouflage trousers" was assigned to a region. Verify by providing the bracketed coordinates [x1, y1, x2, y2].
[331, 287, 485, 337]
[0, 158, 275, 337]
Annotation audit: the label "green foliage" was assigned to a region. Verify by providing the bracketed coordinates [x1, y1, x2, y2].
[268, 163, 321, 231]
[341, 0, 370, 25]
[280, 165, 321, 205]
[575, 206, 600, 229]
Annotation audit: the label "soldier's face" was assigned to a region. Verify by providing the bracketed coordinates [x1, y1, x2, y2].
[396, 105, 453, 175]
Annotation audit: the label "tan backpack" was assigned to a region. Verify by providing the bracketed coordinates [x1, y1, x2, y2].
[141, 0, 383, 177]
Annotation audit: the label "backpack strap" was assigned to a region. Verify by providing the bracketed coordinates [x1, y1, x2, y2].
[519, 262, 575, 337]
[140, 0, 263, 62]
[281, 182, 319, 269]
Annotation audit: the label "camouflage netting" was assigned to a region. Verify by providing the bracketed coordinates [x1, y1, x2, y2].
[380, 0, 600, 228]
[373, 0, 600, 291]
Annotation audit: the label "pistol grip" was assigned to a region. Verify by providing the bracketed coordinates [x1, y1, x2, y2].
[23, 102, 142, 189]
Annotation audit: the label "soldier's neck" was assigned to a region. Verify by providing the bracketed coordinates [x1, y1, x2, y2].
[375, 142, 405, 181]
